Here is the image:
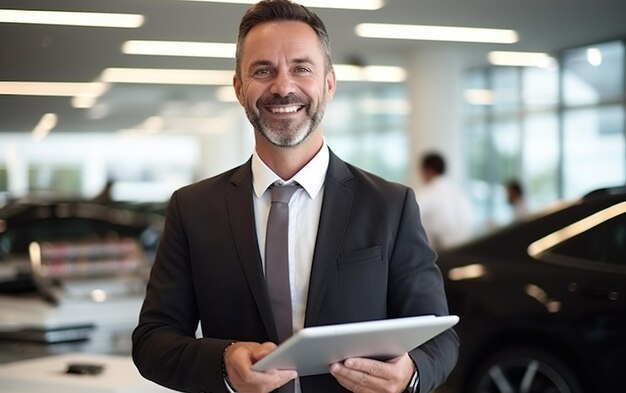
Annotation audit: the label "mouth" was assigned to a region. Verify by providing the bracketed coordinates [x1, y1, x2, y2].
[265, 105, 305, 114]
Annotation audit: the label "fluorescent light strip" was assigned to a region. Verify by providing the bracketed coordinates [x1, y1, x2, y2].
[123, 40, 236, 58]
[177, 0, 384, 10]
[0, 81, 106, 96]
[32, 113, 57, 142]
[2, 64, 404, 96]
[488, 51, 555, 67]
[0, 9, 144, 28]
[356, 23, 518, 44]
[334, 65, 406, 82]
[101, 68, 234, 85]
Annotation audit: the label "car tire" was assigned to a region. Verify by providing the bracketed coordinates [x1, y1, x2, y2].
[467, 347, 583, 393]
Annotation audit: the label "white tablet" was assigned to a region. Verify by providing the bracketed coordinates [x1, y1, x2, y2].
[252, 314, 459, 376]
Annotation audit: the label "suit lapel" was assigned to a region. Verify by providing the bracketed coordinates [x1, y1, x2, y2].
[305, 151, 354, 326]
[226, 160, 277, 341]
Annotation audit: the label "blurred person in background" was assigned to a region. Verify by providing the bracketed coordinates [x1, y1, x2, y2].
[132, 1, 458, 393]
[415, 152, 473, 250]
[91, 179, 114, 204]
[505, 178, 527, 220]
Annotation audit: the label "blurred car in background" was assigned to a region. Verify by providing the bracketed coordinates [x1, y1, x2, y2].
[0, 198, 164, 293]
[0, 198, 164, 361]
[438, 187, 626, 393]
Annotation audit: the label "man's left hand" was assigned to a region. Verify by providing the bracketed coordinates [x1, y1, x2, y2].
[329, 353, 415, 393]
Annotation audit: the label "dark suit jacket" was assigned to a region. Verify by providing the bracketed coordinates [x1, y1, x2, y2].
[132, 150, 459, 393]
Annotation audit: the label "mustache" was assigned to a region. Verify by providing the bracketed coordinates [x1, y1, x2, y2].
[256, 94, 308, 107]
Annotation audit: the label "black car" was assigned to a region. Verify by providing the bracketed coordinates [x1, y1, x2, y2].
[0, 199, 164, 295]
[437, 187, 626, 393]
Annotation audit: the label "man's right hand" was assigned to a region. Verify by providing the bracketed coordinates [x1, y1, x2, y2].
[223, 341, 298, 393]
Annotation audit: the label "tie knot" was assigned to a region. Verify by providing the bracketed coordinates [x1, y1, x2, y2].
[270, 183, 300, 204]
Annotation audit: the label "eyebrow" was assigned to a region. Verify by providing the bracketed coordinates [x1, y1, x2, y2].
[248, 56, 316, 71]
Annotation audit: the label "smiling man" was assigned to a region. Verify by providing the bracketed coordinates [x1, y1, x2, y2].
[132, 1, 459, 393]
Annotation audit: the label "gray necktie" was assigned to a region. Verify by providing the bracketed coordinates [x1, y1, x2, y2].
[265, 183, 300, 344]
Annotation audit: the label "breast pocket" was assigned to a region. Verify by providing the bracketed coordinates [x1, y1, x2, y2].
[338, 245, 383, 269]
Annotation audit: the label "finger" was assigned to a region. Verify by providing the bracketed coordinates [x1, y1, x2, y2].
[235, 365, 297, 392]
[251, 341, 278, 362]
[330, 361, 383, 393]
[343, 357, 392, 379]
[226, 342, 296, 393]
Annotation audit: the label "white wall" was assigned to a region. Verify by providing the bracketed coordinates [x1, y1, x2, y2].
[407, 48, 467, 190]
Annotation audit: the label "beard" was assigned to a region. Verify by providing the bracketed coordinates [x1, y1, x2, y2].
[244, 93, 326, 148]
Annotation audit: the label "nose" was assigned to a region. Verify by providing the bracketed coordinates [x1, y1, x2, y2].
[269, 69, 295, 97]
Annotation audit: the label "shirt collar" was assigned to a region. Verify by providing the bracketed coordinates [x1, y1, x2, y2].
[252, 140, 329, 199]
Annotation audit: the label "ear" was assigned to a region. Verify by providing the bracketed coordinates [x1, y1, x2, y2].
[233, 73, 244, 105]
[325, 69, 337, 100]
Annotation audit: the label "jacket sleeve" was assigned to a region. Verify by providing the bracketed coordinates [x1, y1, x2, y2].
[132, 191, 231, 393]
[387, 188, 460, 393]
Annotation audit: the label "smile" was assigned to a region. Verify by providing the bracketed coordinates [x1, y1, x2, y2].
[268, 105, 303, 114]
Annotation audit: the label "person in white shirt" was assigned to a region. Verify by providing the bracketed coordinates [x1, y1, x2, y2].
[415, 152, 473, 250]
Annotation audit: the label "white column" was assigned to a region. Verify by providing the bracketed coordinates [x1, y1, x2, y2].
[406, 48, 466, 190]
[5, 142, 28, 197]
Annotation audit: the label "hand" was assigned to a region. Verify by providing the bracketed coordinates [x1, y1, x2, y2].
[330, 353, 415, 393]
[223, 341, 298, 393]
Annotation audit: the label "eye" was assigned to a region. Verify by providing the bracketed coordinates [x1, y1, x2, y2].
[294, 66, 311, 73]
[252, 67, 273, 77]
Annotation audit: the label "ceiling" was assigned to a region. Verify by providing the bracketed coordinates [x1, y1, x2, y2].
[2, 0, 626, 134]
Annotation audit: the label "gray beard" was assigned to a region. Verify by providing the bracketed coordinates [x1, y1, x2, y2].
[246, 99, 326, 148]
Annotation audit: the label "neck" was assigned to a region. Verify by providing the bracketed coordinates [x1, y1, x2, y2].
[256, 131, 323, 180]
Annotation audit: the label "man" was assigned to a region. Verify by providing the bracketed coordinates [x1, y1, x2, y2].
[132, 1, 458, 392]
[415, 152, 473, 250]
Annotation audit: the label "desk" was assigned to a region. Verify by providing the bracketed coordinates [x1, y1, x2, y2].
[0, 353, 175, 393]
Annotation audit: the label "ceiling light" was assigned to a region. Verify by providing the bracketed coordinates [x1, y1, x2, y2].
[334, 65, 406, 82]
[101, 68, 234, 85]
[177, 0, 384, 10]
[0, 81, 106, 96]
[72, 82, 110, 109]
[32, 113, 57, 142]
[586, 48, 602, 67]
[488, 51, 555, 67]
[122, 40, 236, 58]
[355, 23, 518, 44]
[0, 9, 144, 28]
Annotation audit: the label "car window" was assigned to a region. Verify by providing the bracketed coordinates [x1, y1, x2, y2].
[549, 212, 626, 266]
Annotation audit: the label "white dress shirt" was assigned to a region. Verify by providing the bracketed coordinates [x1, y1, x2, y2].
[226, 143, 327, 393]
[251, 143, 328, 333]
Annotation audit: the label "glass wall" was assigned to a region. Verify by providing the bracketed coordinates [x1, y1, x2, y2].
[464, 40, 625, 228]
[325, 83, 409, 183]
[561, 41, 625, 199]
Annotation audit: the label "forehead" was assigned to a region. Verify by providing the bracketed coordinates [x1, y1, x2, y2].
[240, 20, 323, 63]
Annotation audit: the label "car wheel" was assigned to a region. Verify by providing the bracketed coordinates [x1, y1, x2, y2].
[468, 347, 583, 393]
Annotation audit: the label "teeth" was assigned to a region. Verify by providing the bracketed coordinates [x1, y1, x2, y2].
[270, 106, 300, 113]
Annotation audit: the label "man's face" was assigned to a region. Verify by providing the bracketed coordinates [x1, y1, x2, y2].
[234, 21, 336, 148]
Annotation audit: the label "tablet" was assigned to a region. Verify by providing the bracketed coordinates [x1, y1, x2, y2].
[252, 314, 459, 376]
